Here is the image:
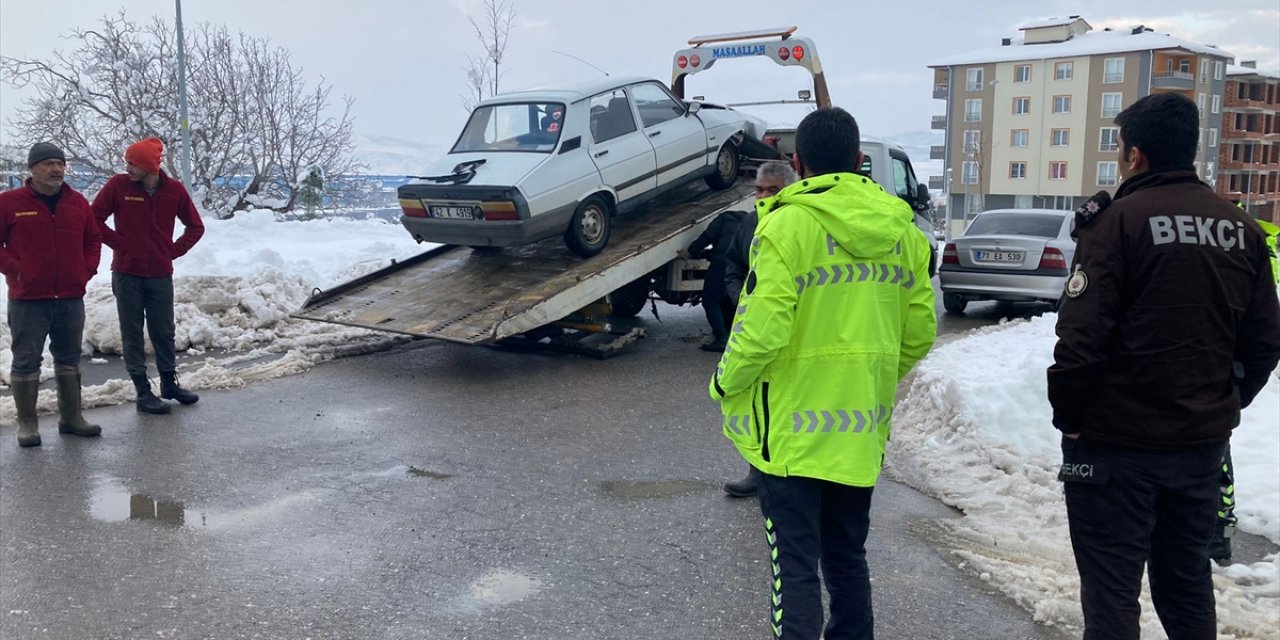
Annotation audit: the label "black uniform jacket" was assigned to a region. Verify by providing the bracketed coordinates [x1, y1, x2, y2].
[1048, 168, 1280, 450]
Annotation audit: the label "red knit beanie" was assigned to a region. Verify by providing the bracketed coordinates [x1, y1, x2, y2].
[125, 137, 164, 174]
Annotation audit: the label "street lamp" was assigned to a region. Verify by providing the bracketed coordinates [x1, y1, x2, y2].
[175, 0, 193, 186]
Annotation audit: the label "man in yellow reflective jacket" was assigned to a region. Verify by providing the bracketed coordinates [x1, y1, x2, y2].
[709, 107, 937, 639]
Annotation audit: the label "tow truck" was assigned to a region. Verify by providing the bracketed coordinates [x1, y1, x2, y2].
[294, 28, 931, 356]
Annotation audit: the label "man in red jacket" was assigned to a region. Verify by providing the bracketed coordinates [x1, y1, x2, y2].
[0, 142, 103, 447]
[92, 137, 205, 414]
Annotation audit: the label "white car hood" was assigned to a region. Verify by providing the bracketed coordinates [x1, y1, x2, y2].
[416, 152, 548, 187]
[696, 108, 751, 136]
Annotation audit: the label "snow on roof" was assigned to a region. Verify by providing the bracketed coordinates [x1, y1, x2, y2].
[1227, 64, 1280, 80]
[485, 75, 657, 104]
[1018, 17, 1087, 30]
[929, 28, 1233, 68]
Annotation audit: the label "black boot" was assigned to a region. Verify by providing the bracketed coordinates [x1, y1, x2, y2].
[723, 466, 762, 498]
[160, 372, 199, 405]
[1208, 525, 1233, 564]
[131, 375, 171, 415]
[701, 335, 728, 352]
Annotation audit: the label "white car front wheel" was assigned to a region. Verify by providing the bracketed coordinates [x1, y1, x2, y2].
[704, 142, 739, 190]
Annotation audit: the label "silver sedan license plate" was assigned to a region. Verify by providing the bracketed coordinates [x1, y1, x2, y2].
[975, 250, 1024, 263]
[428, 204, 478, 220]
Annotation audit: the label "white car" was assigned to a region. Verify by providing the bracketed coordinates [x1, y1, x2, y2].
[938, 208, 1076, 313]
[398, 76, 754, 257]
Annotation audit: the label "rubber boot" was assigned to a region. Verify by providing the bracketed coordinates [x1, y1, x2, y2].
[159, 372, 199, 405]
[1208, 524, 1233, 564]
[131, 375, 171, 415]
[11, 373, 41, 447]
[55, 366, 101, 437]
[723, 466, 762, 498]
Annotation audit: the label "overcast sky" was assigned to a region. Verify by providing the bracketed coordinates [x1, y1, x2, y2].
[1, 0, 1277, 149]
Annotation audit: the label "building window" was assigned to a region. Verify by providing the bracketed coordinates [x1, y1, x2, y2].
[1053, 95, 1072, 114]
[1015, 64, 1031, 83]
[1101, 92, 1123, 118]
[1196, 93, 1205, 119]
[1013, 96, 1031, 115]
[963, 130, 981, 154]
[1179, 59, 1192, 74]
[966, 193, 984, 213]
[1009, 161, 1027, 179]
[1097, 162, 1118, 187]
[1014, 195, 1034, 209]
[967, 68, 984, 91]
[1055, 61, 1073, 80]
[1051, 129, 1070, 147]
[965, 99, 982, 122]
[1208, 128, 1218, 147]
[1050, 161, 1068, 180]
[1103, 57, 1125, 83]
[962, 161, 979, 184]
[1214, 61, 1224, 80]
[1011, 129, 1029, 147]
[1211, 94, 1221, 114]
[1199, 60, 1209, 83]
[1099, 127, 1119, 152]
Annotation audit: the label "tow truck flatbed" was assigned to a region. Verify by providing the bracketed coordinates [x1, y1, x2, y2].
[292, 182, 751, 346]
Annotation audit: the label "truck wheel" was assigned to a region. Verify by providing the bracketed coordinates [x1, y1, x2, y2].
[943, 292, 967, 314]
[610, 277, 651, 317]
[564, 195, 611, 257]
[704, 143, 739, 190]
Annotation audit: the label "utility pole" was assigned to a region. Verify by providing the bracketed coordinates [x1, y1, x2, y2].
[175, 0, 193, 186]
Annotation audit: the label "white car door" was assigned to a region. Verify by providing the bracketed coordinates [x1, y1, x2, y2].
[627, 82, 708, 189]
[587, 89, 657, 202]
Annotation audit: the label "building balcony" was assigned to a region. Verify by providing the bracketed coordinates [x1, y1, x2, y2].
[929, 145, 946, 160]
[933, 84, 949, 99]
[931, 115, 947, 130]
[1224, 96, 1277, 112]
[1152, 71, 1196, 90]
[928, 176, 944, 190]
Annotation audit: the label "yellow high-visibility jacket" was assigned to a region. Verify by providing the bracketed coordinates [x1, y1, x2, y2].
[710, 172, 937, 487]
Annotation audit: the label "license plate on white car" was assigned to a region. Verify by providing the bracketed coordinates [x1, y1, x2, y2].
[974, 250, 1024, 263]
[428, 205, 478, 220]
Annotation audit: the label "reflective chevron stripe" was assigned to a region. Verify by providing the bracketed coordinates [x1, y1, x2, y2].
[725, 414, 754, 436]
[791, 405, 888, 433]
[764, 516, 783, 638]
[792, 262, 919, 297]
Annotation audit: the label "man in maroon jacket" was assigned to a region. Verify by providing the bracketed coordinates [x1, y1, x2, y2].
[92, 137, 205, 414]
[1049, 93, 1280, 639]
[0, 142, 103, 447]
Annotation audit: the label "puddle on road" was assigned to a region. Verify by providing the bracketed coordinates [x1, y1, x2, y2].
[467, 570, 541, 607]
[597, 479, 709, 499]
[89, 476, 208, 528]
[407, 466, 452, 480]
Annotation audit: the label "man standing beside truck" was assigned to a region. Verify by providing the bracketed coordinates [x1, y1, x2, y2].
[710, 108, 937, 639]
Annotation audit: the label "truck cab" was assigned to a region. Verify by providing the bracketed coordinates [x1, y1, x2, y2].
[670, 27, 937, 274]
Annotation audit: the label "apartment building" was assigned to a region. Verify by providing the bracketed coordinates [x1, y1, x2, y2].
[928, 16, 1233, 232]
[1216, 62, 1280, 224]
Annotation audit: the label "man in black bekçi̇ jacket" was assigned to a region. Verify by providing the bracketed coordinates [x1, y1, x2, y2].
[1048, 92, 1280, 640]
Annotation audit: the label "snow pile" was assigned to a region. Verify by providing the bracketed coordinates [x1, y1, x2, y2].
[1, 208, 425, 418]
[888, 314, 1280, 636]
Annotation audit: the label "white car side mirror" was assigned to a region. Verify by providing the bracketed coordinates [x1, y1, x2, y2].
[687, 101, 702, 115]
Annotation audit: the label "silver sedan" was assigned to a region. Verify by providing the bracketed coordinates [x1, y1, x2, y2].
[938, 209, 1075, 314]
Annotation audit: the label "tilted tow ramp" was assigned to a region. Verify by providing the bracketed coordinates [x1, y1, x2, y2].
[292, 183, 752, 355]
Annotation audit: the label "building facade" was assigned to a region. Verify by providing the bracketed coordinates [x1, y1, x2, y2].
[1216, 63, 1280, 223]
[929, 17, 1237, 235]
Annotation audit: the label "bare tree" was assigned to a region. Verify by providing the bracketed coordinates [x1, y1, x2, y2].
[462, 0, 515, 110]
[0, 11, 358, 217]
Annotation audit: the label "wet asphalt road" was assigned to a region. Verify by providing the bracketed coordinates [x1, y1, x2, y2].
[1, 292, 1077, 640]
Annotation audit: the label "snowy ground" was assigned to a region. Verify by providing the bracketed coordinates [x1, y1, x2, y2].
[0, 207, 426, 416]
[2, 210, 1277, 636]
[889, 315, 1280, 638]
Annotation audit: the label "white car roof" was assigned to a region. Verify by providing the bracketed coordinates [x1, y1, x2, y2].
[479, 75, 662, 106]
[980, 208, 1072, 217]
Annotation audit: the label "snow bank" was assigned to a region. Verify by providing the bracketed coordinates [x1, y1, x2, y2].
[1, 209, 424, 418]
[888, 314, 1280, 636]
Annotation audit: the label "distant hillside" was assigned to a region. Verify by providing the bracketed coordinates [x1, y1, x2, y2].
[352, 133, 446, 176]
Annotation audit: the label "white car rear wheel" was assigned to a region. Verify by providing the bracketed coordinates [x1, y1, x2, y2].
[564, 195, 612, 257]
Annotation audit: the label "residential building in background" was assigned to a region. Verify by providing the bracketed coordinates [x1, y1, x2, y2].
[928, 16, 1238, 236]
[1217, 62, 1280, 223]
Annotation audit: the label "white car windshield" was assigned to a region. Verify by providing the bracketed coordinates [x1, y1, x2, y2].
[967, 213, 1063, 238]
[453, 102, 566, 153]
